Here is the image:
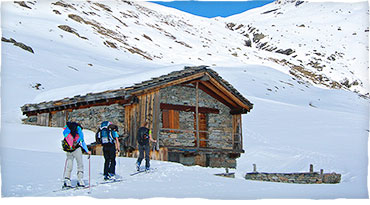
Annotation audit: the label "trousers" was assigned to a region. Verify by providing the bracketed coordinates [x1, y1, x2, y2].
[103, 143, 116, 176]
[137, 143, 150, 168]
[65, 147, 84, 180]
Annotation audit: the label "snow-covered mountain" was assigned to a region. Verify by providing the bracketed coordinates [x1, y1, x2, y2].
[226, 0, 369, 95]
[1, 0, 369, 103]
[1, 0, 369, 199]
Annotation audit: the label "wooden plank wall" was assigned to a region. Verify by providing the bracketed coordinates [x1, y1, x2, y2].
[125, 90, 160, 148]
[37, 113, 50, 126]
[232, 114, 242, 150]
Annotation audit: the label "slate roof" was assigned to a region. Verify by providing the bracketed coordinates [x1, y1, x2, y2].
[21, 66, 253, 114]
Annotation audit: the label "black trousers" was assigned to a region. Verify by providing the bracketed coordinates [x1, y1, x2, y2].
[137, 143, 150, 168]
[103, 144, 116, 176]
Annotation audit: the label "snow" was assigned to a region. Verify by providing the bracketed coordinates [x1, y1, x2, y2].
[0, 0, 369, 204]
[1, 64, 369, 199]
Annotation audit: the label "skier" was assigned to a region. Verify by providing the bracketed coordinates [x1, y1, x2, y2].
[63, 122, 91, 188]
[96, 121, 121, 180]
[136, 121, 157, 172]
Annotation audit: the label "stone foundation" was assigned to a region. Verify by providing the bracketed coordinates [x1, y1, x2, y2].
[168, 151, 237, 168]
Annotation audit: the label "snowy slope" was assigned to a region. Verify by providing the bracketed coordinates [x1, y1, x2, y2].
[0, 0, 369, 200]
[1, 64, 369, 199]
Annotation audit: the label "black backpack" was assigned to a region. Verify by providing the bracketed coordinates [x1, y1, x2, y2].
[137, 127, 149, 145]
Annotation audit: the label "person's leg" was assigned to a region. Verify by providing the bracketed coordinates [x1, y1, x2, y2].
[144, 144, 150, 169]
[64, 152, 74, 187]
[74, 148, 85, 186]
[136, 144, 144, 170]
[110, 146, 116, 175]
[103, 145, 109, 177]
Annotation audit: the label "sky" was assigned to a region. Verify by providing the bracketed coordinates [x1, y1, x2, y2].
[151, 0, 276, 18]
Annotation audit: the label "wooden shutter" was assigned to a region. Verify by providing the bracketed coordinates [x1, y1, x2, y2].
[162, 109, 179, 132]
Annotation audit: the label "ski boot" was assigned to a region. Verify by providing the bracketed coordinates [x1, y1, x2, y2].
[108, 173, 116, 180]
[77, 179, 85, 187]
[63, 178, 72, 188]
[136, 161, 141, 171]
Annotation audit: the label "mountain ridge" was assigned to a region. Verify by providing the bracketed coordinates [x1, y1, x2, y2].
[1, 0, 369, 99]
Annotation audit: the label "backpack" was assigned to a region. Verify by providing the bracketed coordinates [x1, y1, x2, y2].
[96, 121, 114, 144]
[137, 127, 149, 145]
[62, 122, 80, 152]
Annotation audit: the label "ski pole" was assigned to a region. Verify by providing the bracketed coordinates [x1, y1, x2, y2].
[88, 154, 91, 190]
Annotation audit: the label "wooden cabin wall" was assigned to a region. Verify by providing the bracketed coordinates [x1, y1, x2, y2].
[50, 110, 67, 127]
[36, 113, 50, 126]
[124, 90, 160, 148]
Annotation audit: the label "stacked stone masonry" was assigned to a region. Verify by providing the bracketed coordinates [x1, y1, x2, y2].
[160, 85, 234, 149]
[245, 172, 341, 184]
[67, 104, 125, 134]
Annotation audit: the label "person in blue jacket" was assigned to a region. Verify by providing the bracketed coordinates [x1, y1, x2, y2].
[63, 122, 91, 187]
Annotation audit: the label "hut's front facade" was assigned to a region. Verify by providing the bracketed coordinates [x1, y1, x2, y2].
[22, 66, 253, 168]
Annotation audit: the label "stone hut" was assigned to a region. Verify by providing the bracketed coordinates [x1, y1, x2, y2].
[21, 66, 253, 168]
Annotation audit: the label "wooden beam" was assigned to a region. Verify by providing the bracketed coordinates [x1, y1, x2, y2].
[153, 91, 161, 150]
[230, 108, 249, 115]
[196, 82, 199, 149]
[160, 103, 219, 114]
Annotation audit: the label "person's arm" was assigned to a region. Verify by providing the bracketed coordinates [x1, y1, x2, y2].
[149, 130, 156, 143]
[78, 127, 91, 155]
[63, 126, 70, 137]
[112, 131, 120, 152]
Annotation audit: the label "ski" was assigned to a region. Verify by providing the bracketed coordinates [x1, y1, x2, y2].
[130, 170, 146, 176]
[98, 178, 124, 185]
[53, 179, 124, 193]
[53, 185, 90, 192]
[130, 168, 156, 176]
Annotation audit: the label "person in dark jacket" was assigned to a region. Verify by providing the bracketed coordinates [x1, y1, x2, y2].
[96, 121, 120, 180]
[136, 121, 156, 172]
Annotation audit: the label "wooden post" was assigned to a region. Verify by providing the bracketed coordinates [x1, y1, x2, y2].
[310, 164, 314, 173]
[153, 91, 160, 151]
[196, 82, 199, 149]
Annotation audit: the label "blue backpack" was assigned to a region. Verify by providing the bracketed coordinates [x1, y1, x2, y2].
[97, 121, 114, 144]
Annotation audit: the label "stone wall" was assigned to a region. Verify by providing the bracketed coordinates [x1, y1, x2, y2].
[245, 172, 341, 184]
[159, 85, 233, 149]
[67, 104, 125, 134]
[169, 152, 237, 168]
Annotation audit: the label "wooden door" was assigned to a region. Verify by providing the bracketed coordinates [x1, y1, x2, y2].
[194, 113, 207, 147]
